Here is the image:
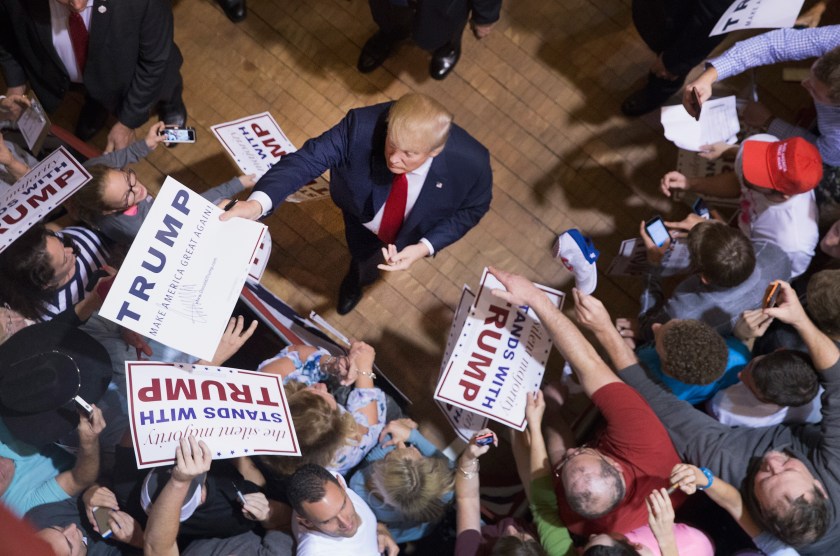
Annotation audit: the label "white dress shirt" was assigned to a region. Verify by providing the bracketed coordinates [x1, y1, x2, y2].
[48, 0, 95, 84]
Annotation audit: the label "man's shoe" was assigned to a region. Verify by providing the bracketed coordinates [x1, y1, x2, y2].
[620, 73, 684, 117]
[337, 272, 364, 315]
[158, 99, 188, 128]
[429, 41, 460, 80]
[217, 0, 246, 23]
[358, 32, 397, 74]
[74, 98, 107, 141]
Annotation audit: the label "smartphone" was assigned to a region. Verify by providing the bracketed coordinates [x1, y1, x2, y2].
[692, 198, 710, 219]
[475, 433, 494, 446]
[92, 506, 113, 538]
[159, 126, 196, 143]
[690, 87, 702, 121]
[763, 281, 782, 309]
[644, 217, 670, 248]
[74, 395, 93, 419]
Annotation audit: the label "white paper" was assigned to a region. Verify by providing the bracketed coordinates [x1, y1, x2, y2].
[99, 177, 266, 360]
[17, 97, 50, 153]
[434, 269, 563, 431]
[710, 0, 805, 36]
[661, 96, 740, 152]
[0, 147, 90, 253]
[126, 362, 300, 468]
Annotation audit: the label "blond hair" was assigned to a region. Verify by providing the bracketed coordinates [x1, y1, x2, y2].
[367, 453, 454, 522]
[259, 381, 358, 476]
[387, 93, 453, 152]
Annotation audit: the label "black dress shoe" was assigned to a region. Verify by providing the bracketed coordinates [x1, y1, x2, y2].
[430, 41, 460, 80]
[74, 98, 107, 141]
[358, 31, 398, 74]
[620, 73, 684, 117]
[217, 0, 246, 23]
[337, 271, 364, 315]
[158, 99, 188, 128]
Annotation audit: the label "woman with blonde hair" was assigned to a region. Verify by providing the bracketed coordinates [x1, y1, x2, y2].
[259, 341, 387, 476]
[349, 418, 454, 542]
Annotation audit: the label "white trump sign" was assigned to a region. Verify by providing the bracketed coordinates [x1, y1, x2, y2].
[99, 177, 266, 360]
[127, 363, 300, 468]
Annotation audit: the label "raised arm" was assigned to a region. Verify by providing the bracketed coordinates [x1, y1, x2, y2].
[573, 289, 638, 371]
[765, 281, 840, 370]
[488, 267, 620, 397]
[56, 406, 105, 496]
[144, 436, 212, 556]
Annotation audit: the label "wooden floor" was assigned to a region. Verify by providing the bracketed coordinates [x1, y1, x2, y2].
[29, 0, 832, 444]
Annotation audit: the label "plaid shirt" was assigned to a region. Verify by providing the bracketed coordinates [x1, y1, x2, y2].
[709, 26, 840, 165]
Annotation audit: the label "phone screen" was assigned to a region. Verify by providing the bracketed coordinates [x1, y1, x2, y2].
[645, 218, 670, 247]
[92, 506, 113, 538]
[162, 127, 196, 143]
[692, 198, 710, 219]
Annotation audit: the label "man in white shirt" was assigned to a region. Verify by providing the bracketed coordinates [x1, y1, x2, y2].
[288, 464, 399, 556]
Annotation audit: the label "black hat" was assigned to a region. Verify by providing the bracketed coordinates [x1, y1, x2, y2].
[0, 321, 112, 448]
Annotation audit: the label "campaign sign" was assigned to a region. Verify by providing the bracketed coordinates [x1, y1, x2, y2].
[437, 286, 488, 442]
[211, 112, 295, 178]
[99, 177, 267, 360]
[127, 363, 300, 468]
[434, 269, 563, 431]
[211, 112, 330, 203]
[710, 0, 804, 36]
[0, 147, 89, 253]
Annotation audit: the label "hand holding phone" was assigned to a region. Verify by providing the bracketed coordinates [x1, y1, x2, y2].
[92, 506, 113, 538]
[763, 281, 782, 309]
[690, 88, 702, 121]
[644, 217, 671, 248]
[74, 395, 93, 419]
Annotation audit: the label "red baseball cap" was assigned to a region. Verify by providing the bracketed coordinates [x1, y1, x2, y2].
[742, 137, 823, 195]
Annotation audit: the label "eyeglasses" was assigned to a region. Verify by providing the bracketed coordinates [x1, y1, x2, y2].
[120, 168, 138, 211]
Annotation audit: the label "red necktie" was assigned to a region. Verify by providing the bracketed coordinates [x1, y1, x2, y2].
[377, 173, 408, 245]
[68, 12, 89, 74]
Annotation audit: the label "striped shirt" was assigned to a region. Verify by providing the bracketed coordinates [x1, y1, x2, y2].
[709, 25, 840, 165]
[41, 226, 110, 321]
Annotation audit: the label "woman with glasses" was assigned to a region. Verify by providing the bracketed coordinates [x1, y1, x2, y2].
[72, 122, 255, 245]
[0, 222, 111, 322]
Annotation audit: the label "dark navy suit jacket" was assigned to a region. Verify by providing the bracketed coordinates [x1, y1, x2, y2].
[0, 0, 183, 128]
[255, 102, 493, 258]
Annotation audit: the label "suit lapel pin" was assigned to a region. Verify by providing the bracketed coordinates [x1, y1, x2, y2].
[98, 5, 107, 12]
[435, 181, 443, 189]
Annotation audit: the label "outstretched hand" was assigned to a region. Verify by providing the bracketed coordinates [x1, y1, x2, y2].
[488, 266, 545, 308]
[218, 199, 263, 221]
[573, 288, 612, 335]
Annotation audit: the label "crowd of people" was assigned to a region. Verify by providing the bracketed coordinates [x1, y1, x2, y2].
[4, 1, 840, 555]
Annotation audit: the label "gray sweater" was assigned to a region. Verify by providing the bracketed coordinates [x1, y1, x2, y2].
[619, 359, 840, 556]
[83, 140, 244, 245]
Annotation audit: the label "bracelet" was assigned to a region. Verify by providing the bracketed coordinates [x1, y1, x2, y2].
[697, 467, 714, 490]
[357, 369, 376, 380]
[457, 459, 480, 479]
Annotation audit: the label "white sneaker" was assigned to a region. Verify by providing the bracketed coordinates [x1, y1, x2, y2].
[553, 229, 600, 294]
